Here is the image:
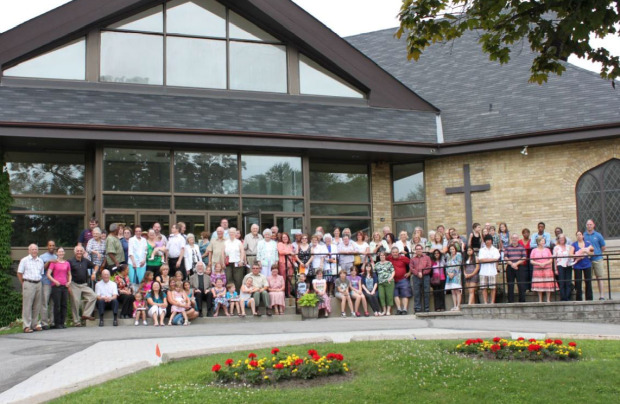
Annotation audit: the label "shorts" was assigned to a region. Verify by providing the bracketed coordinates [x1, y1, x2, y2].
[479, 275, 496, 289]
[592, 260, 604, 278]
[335, 292, 349, 300]
[394, 279, 413, 298]
[148, 306, 165, 317]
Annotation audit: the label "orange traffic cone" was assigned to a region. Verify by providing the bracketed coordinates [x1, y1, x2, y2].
[156, 344, 161, 358]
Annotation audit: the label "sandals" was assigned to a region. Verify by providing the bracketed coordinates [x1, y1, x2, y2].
[23, 327, 33, 333]
[73, 323, 83, 327]
[34, 326, 43, 332]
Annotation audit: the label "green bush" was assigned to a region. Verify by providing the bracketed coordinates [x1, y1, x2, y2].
[0, 152, 18, 327]
[0, 271, 22, 327]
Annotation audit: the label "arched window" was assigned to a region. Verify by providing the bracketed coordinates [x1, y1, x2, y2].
[576, 158, 620, 238]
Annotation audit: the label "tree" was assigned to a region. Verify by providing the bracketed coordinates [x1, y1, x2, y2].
[397, 0, 620, 84]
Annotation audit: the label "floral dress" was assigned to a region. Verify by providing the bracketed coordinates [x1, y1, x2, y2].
[444, 253, 462, 290]
[212, 287, 229, 307]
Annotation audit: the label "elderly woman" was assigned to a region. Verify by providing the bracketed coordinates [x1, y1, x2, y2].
[121, 227, 132, 263]
[553, 233, 574, 302]
[323, 233, 338, 295]
[86, 227, 106, 271]
[338, 234, 356, 274]
[257, 229, 278, 278]
[128, 225, 147, 284]
[184, 233, 201, 279]
[114, 264, 135, 319]
[268, 266, 286, 315]
[310, 235, 327, 283]
[394, 230, 412, 258]
[530, 236, 556, 303]
[225, 228, 245, 292]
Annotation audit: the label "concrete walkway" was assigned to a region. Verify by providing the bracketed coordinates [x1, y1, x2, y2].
[1, 316, 620, 403]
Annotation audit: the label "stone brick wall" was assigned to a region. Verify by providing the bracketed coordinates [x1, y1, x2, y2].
[371, 162, 392, 233]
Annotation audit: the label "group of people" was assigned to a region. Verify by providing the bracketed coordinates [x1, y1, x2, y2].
[16, 217, 608, 332]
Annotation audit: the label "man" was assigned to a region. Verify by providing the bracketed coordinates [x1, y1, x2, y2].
[153, 221, 168, 245]
[208, 226, 227, 270]
[17, 244, 44, 333]
[128, 225, 147, 284]
[189, 262, 213, 317]
[243, 223, 263, 268]
[78, 218, 98, 248]
[382, 225, 392, 239]
[39, 240, 57, 330]
[167, 223, 186, 277]
[584, 219, 607, 300]
[242, 263, 272, 316]
[69, 245, 98, 326]
[531, 222, 551, 248]
[478, 235, 501, 304]
[105, 223, 125, 271]
[338, 235, 356, 273]
[178, 222, 187, 239]
[504, 233, 527, 303]
[211, 218, 229, 241]
[409, 244, 432, 313]
[95, 269, 119, 326]
[271, 225, 279, 242]
[553, 227, 572, 248]
[387, 246, 412, 314]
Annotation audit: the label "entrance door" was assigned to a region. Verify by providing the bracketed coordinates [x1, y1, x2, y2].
[138, 212, 171, 235]
[243, 211, 261, 235]
[275, 215, 303, 235]
[103, 213, 136, 235]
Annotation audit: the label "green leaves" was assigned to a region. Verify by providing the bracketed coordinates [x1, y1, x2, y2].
[398, 0, 620, 84]
[0, 152, 13, 272]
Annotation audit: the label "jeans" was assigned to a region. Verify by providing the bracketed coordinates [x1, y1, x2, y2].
[507, 265, 528, 303]
[97, 298, 119, 317]
[431, 279, 446, 311]
[51, 285, 68, 327]
[574, 267, 593, 301]
[412, 275, 431, 312]
[558, 265, 573, 301]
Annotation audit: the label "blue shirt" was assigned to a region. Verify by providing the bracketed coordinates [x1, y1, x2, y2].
[531, 232, 551, 248]
[572, 241, 592, 270]
[39, 252, 57, 286]
[584, 231, 606, 262]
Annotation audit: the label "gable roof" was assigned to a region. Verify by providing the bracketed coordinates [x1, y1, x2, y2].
[0, 0, 437, 112]
[347, 28, 620, 144]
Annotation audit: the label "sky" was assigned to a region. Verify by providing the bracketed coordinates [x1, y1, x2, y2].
[1, 0, 618, 74]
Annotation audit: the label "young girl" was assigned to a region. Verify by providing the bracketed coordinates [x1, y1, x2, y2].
[138, 271, 154, 295]
[430, 249, 446, 312]
[156, 265, 170, 292]
[334, 269, 355, 317]
[445, 244, 463, 311]
[347, 267, 368, 317]
[312, 269, 331, 318]
[240, 277, 258, 316]
[211, 278, 229, 317]
[210, 263, 227, 287]
[463, 246, 480, 305]
[168, 282, 190, 326]
[133, 291, 147, 326]
[226, 283, 241, 316]
[468, 223, 482, 252]
[174, 270, 183, 285]
[183, 281, 197, 311]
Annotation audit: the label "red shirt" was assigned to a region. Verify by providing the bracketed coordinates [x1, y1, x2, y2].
[387, 255, 410, 282]
[410, 254, 433, 277]
[519, 239, 533, 264]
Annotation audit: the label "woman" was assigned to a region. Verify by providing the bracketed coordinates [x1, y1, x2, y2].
[361, 264, 382, 316]
[86, 227, 106, 270]
[394, 231, 411, 258]
[184, 233, 201, 279]
[332, 227, 343, 248]
[310, 235, 327, 283]
[411, 234, 423, 251]
[146, 229, 165, 279]
[47, 247, 71, 329]
[296, 234, 312, 279]
[277, 232, 295, 296]
[530, 236, 556, 302]
[224, 228, 245, 292]
[121, 227, 132, 263]
[114, 264, 136, 319]
[323, 234, 338, 296]
[256, 229, 278, 278]
[498, 222, 510, 252]
[369, 231, 387, 263]
[463, 246, 480, 305]
[348, 267, 368, 316]
[572, 231, 594, 301]
[445, 244, 463, 311]
[146, 281, 167, 326]
[430, 231, 447, 254]
[384, 233, 396, 253]
[553, 234, 574, 302]
[375, 251, 395, 316]
[199, 231, 211, 267]
[312, 269, 331, 318]
[429, 249, 446, 312]
[468, 223, 482, 251]
[156, 264, 171, 292]
[268, 266, 286, 315]
[353, 231, 370, 270]
[128, 226, 147, 285]
[338, 234, 356, 274]
[519, 228, 533, 291]
[448, 228, 465, 252]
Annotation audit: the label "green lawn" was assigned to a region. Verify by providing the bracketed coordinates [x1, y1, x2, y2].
[55, 339, 620, 403]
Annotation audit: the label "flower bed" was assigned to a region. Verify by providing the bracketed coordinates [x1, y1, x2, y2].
[211, 348, 350, 385]
[455, 337, 582, 361]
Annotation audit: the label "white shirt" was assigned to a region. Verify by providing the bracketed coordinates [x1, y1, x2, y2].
[394, 240, 411, 253]
[184, 243, 201, 271]
[225, 239, 243, 264]
[167, 233, 186, 258]
[128, 236, 147, 265]
[324, 243, 339, 272]
[478, 245, 500, 276]
[95, 279, 118, 298]
[18, 255, 44, 281]
[353, 241, 369, 254]
[311, 244, 327, 269]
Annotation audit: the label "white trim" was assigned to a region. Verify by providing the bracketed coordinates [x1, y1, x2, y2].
[435, 113, 444, 144]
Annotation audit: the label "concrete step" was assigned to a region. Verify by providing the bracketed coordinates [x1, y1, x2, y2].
[85, 313, 301, 327]
[415, 311, 464, 319]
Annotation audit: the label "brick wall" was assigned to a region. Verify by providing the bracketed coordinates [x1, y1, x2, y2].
[371, 162, 392, 233]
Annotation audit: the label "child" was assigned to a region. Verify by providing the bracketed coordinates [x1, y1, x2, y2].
[138, 271, 154, 295]
[296, 273, 308, 298]
[183, 281, 197, 311]
[174, 270, 184, 284]
[334, 269, 355, 317]
[168, 281, 190, 326]
[347, 267, 368, 317]
[240, 277, 258, 316]
[211, 278, 229, 317]
[133, 291, 148, 326]
[311, 269, 331, 318]
[210, 263, 227, 286]
[226, 283, 241, 316]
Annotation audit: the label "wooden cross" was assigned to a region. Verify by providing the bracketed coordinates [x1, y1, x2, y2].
[445, 164, 491, 232]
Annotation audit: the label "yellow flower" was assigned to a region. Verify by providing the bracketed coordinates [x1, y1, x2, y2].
[292, 369, 298, 373]
[264, 376, 269, 380]
[326, 365, 330, 369]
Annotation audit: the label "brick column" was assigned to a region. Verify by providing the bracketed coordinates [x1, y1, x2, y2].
[371, 162, 392, 233]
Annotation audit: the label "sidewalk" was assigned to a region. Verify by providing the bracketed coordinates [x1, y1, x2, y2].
[1, 316, 620, 403]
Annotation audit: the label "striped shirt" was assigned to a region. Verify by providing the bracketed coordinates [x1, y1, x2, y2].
[504, 244, 526, 265]
[18, 255, 44, 281]
[86, 238, 106, 267]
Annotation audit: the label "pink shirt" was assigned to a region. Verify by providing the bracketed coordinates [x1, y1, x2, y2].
[49, 261, 70, 285]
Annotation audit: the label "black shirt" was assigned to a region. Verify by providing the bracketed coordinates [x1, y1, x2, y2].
[69, 257, 96, 284]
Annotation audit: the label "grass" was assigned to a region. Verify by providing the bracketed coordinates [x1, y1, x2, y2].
[54, 339, 620, 403]
[0, 322, 23, 335]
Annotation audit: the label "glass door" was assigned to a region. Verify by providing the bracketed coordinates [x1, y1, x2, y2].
[139, 212, 171, 235]
[275, 215, 303, 235]
[243, 211, 261, 235]
[208, 213, 239, 234]
[103, 212, 136, 234]
[176, 214, 206, 236]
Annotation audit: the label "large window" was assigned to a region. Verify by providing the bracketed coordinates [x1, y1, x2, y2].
[576, 159, 620, 238]
[174, 151, 238, 194]
[299, 54, 364, 98]
[392, 163, 426, 235]
[103, 149, 170, 192]
[6, 152, 86, 247]
[241, 155, 302, 196]
[3, 39, 86, 81]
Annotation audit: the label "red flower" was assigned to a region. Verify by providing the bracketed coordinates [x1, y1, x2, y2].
[225, 359, 233, 366]
[312, 354, 321, 361]
[554, 339, 563, 345]
[476, 338, 484, 344]
[271, 348, 280, 355]
[517, 337, 525, 341]
[569, 342, 577, 347]
[326, 353, 336, 360]
[335, 354, 344, 361]
[248, 353, 257, 359]
[490, 344, 501, 353]
[294, 358, 304, 366]
[528, 344, 542, 352]
[249, 360, 258, 367]
[308, 349, 318, 356]
[493, 337, 501, 343]
[212, 364, 221, 372]
[274, 363, 284, 370]
[529, 338, 537, 343]
[545, 339, 553, 344]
